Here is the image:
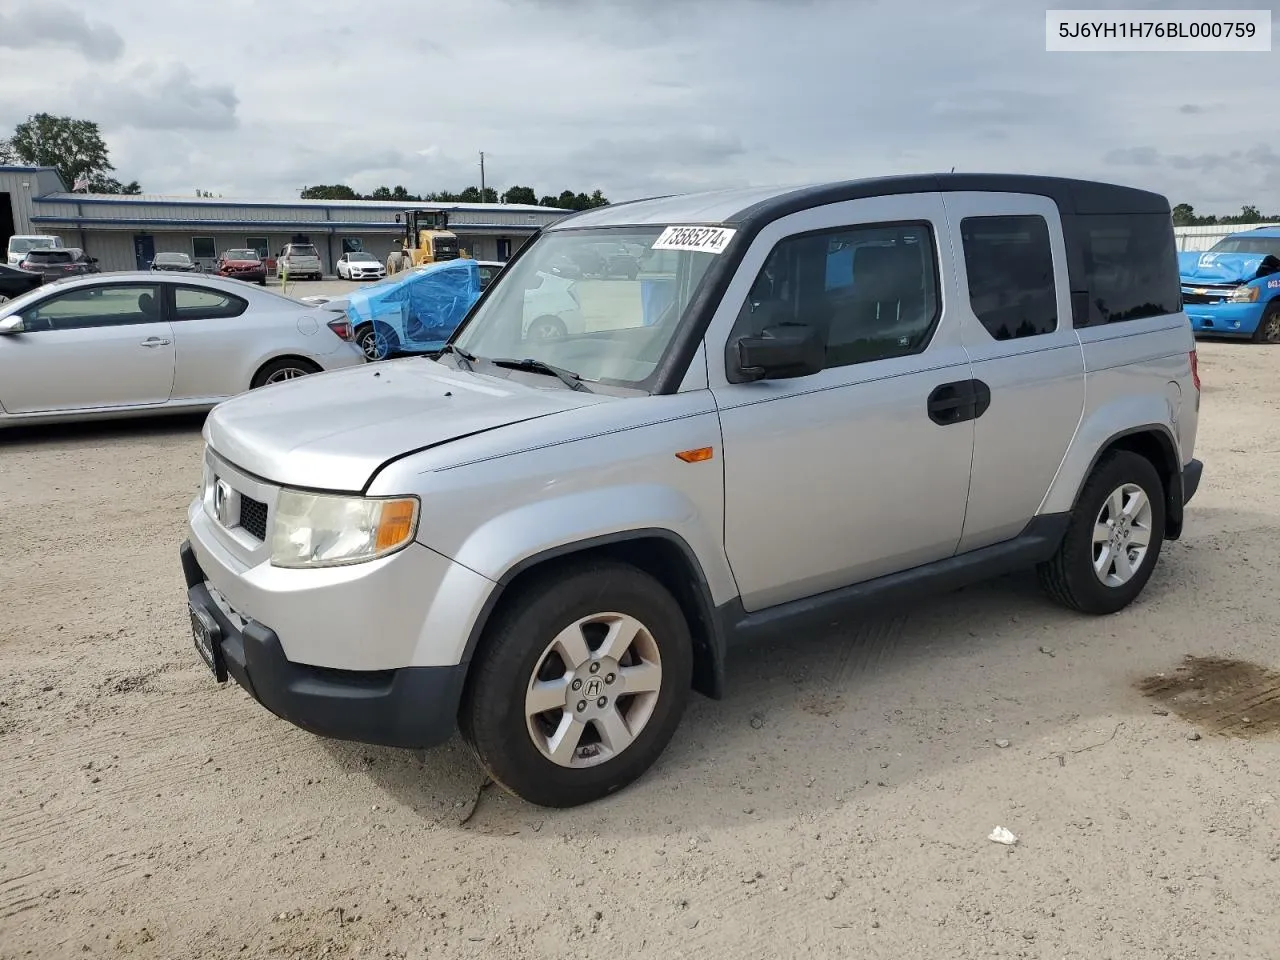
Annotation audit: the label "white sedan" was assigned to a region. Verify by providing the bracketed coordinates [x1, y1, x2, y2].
[0, 272, 365, 427]
[336, 251, 387, 281]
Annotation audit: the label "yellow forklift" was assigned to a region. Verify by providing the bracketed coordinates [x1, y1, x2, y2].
[386, 209, 462, 274]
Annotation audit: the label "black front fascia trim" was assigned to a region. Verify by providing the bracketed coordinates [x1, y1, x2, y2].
[458, 528, 728, 700]
[181, 540, 466, 749]
[650, 173, 1171, 395]
[717, 513, 1070, 649]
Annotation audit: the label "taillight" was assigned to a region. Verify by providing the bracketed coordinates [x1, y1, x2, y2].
[327, 318, 354, 341]
[1189, 349, 1201, 393]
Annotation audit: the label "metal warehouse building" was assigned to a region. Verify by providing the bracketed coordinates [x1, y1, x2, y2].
[1, 165, 570, 274]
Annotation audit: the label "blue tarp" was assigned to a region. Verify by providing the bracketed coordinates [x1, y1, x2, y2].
[342, 258, 482, 355]
[1178, 251, 1272, 285]
[640, 278, 676, 327]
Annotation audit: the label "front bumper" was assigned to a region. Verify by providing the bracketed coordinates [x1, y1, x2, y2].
[1184, 301, 1265, 336]
[181, 539, 467, 749]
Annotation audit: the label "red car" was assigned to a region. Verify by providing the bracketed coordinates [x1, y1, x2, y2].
[217, 249, 268, 285]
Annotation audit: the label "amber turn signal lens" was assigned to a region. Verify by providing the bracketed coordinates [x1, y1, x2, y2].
[375, 498, 419, 551]
[675, 447, 714, 463]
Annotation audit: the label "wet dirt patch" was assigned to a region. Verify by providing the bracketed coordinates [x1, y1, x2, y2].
[1138, 656, 1280, 737]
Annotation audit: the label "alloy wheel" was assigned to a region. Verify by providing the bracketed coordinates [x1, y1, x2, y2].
[1092, 482, 1154, 587]
[524, 612, 663, 769]
[264, 366, 310, 384]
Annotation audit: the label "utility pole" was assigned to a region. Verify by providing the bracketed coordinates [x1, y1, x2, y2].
[479, 151, 486, 202]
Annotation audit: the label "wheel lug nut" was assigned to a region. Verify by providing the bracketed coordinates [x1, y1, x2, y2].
[577, 700, 587, 712]
[589, 662, 600, 674]
[605, 673, 616, 684]
[571, 679, 583, 691]
[596, 697, 607, 708]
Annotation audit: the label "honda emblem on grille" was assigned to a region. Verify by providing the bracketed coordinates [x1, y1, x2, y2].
[214, 479, 234, 526]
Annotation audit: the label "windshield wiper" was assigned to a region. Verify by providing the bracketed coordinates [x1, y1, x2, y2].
[437, 343, 475, 370]
[489, 357, 591, 392]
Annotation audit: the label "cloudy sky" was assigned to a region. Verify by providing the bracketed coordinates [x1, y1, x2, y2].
[0, 0, 1276, 213]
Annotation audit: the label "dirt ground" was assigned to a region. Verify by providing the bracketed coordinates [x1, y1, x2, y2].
[2, 340, 1278, 960]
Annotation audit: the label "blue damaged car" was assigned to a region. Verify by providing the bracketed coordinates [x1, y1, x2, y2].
[1178, 226, 1280, 343]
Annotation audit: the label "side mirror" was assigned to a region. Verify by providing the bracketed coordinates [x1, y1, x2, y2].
[731, 322, 824, 381]
[0, 315, 27, 335]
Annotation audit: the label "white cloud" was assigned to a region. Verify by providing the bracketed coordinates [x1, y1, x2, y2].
[0, 2, 123, 62]
[0, 0, 1277, 214]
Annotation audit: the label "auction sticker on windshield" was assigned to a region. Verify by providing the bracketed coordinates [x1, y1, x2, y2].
[652, 225, 737, 254]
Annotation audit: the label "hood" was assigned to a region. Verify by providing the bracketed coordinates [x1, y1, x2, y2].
[204, 359, 605, 491]
[1179, 251, 1277, 285]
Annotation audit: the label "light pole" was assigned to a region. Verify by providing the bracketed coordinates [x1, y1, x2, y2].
[479, 151, 486, 202]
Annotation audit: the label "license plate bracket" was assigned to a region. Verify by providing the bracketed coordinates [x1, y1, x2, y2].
[189, 601, 228, 683]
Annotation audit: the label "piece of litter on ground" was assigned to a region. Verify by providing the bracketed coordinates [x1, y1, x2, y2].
[1187, 732, 1201, 741]
[995, 739, 1011, 749]
[988, 826, 1018, 845]
[1038, 646, 1055, 657]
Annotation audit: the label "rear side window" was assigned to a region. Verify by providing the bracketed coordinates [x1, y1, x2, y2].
[26, 250, 74, 264]
[960, 215, 1058, 341]
[1075, 213, 1181, 326]
[173, 285, 248, 320]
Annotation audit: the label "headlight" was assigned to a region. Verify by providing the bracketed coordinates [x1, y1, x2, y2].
[269, 490, 420, 568]
[1228, 285, 1260, 303]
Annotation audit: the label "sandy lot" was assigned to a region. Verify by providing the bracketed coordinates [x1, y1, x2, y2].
[2, 340, 1278, 960]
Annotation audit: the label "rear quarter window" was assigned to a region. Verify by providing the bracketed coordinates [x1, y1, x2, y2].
[1074, 213, 1182, 327]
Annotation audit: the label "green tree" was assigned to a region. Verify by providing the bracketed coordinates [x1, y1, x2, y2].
[89, 176, 141, 195]
[3, 113, 141, 192]
[502, 185, 538, 205]
[300, 184, 359, 200]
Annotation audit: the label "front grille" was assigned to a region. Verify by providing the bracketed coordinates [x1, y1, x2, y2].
[239, 496, 268, 541]
[1181, 286, 1235, 305]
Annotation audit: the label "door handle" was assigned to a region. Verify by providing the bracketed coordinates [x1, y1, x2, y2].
[928, 379, 991, 425]
[927, 381, 974, 425]
[140, 337, 172, 347]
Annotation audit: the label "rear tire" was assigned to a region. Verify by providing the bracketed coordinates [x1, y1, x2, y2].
[1037, 450, 1165, 615]
[251, 357, 321, 388]
[1251, 302, 1280, 344]
[460, 561, 693, 808]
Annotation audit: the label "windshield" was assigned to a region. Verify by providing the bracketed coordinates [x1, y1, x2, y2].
[1209, 236, 1280, 258]
[452, 227, 718, 392]
[225, 249, 260, 260]
[288, 245, 319, 257]
[26, 250, 74, 263]
[349, 252, 376, 262]
[9, 237, 60, 256]
[155, 253, 189, 263]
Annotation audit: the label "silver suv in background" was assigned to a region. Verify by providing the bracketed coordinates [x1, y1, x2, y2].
[181, 174, 1203, 809]
[277, 242, 324, 280]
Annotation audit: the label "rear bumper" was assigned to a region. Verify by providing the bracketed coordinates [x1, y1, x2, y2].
[180, 539, 467, 749]
[1183, 459, 1203, 505]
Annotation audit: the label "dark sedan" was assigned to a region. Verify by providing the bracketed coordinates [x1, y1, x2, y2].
[150, 252, 200, 273]
[216, 249, 268, 285]
[0, 264, 44, 302]
[18, 247, 101, 281]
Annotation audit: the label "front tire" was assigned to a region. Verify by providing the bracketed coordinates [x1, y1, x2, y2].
[1038, 450, 1166, 615]
[1251, 302, 1280, 344]
[460, 561, 693, 808]
[527, 315, 568, 341]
